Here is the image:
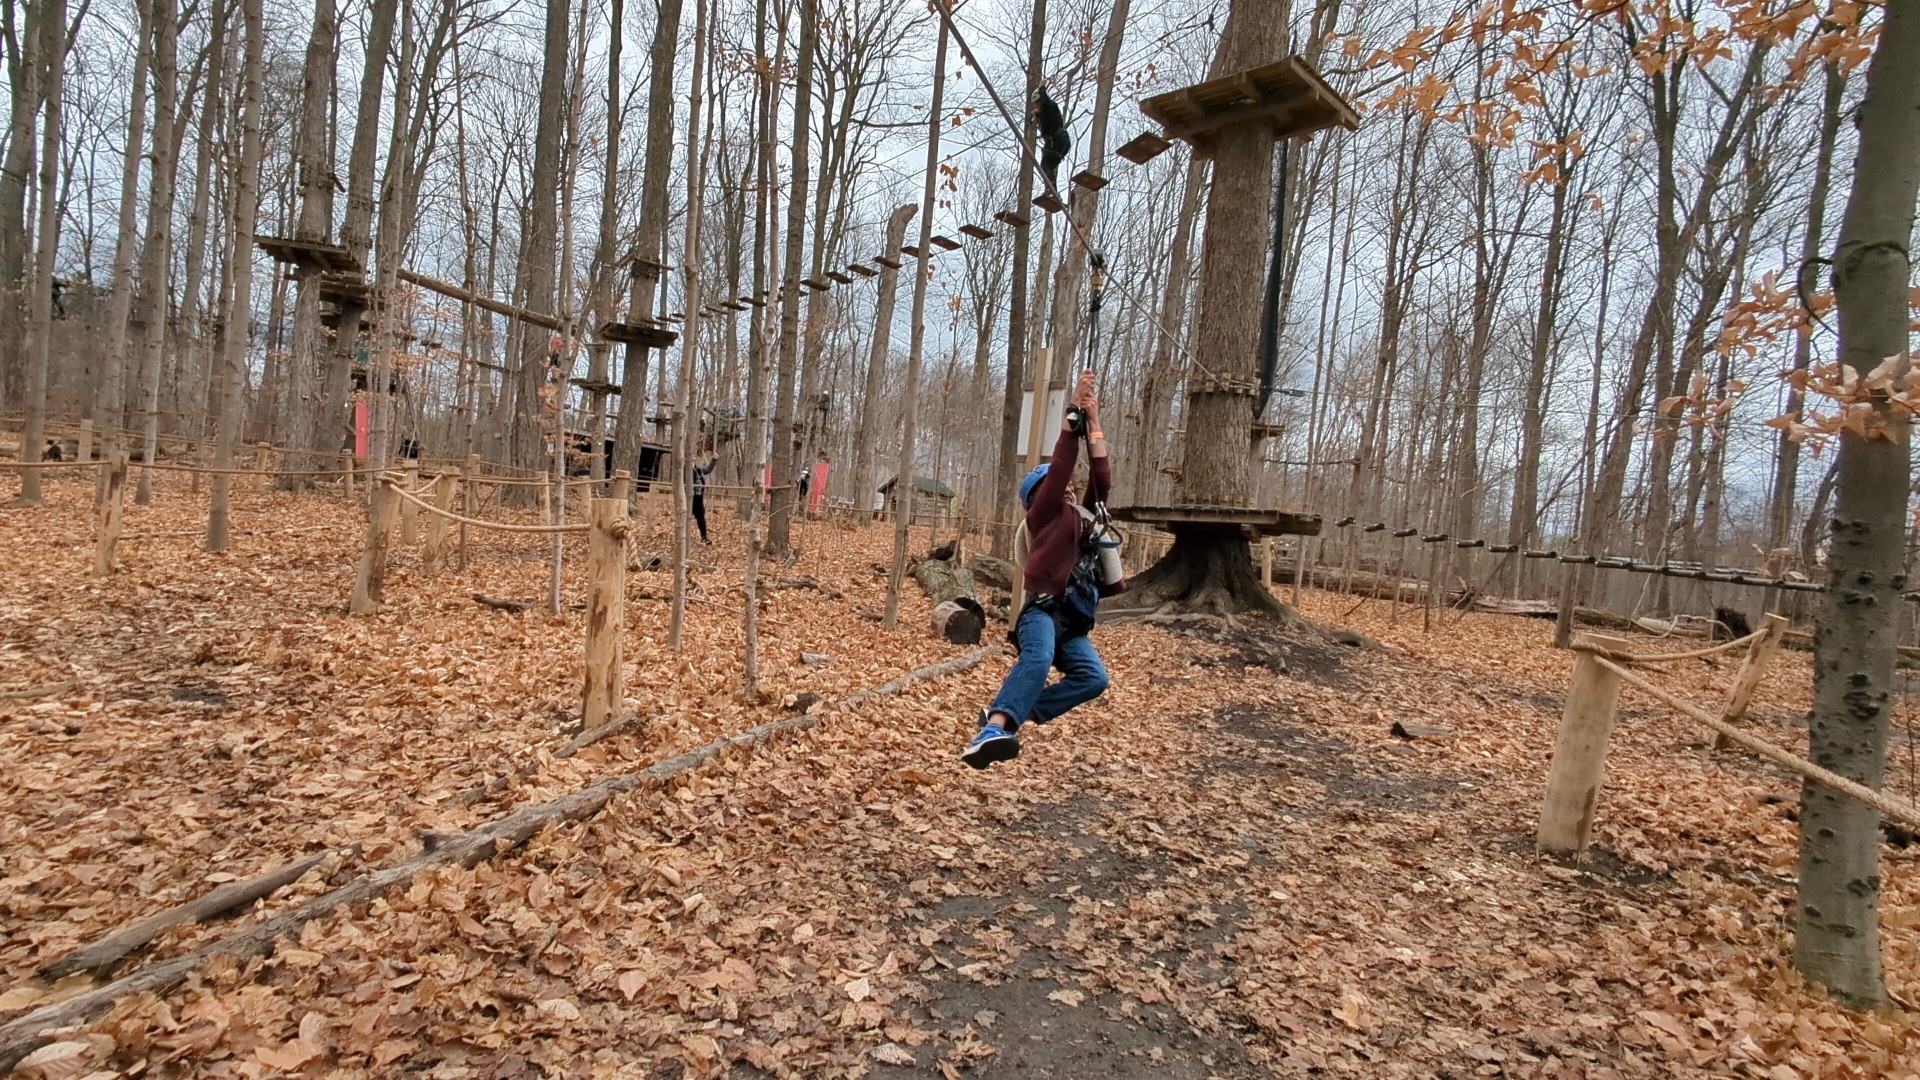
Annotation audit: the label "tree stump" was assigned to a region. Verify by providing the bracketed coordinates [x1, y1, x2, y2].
[424, 470, 457, 572]
[349, 476, 400, 614]
[582, 498, 629, 730]
[93, 454, 128, 578]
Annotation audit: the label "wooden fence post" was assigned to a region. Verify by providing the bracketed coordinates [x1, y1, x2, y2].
[582, 497, 629, 731]
[400, 465, 421, 546]
[1261, 536, 1274, 589]
[612, 468, 633, 505]
[77, 419, 93, 464]
[424, 470, 458, 572]
[341, 451, 356, 501]
[93, 453, 129, 578]
[1538, 632, 1630, 855]
[1713, 613, 1791, 749]
[255, 443, 272, 491]
[349, 475, 401, 614]
[461, 454, 480, 570]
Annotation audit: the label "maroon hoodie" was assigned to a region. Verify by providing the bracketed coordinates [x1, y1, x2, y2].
[1022, 429, 1113, 598]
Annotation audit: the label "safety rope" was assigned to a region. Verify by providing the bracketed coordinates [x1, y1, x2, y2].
[384, 479, 591, 534]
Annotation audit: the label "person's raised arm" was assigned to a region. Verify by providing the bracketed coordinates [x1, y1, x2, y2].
[1073, 371, 1112, 507]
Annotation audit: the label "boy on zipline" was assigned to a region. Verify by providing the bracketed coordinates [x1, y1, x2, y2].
[963, 369, 1121, 768]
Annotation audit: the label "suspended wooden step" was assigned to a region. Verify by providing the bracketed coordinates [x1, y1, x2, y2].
[741, 295, 767, 307]
[849, 263, 879, 277]
[257, 235, 362, 275]
[1139, 56, 1359, 157]
[826, 269, 853, 284]
[1249, 421, 1285, 442]
[1116, 131, 1172, 164]
[1032, 191, 1068, 214]
[800, 277, 829, 291]
[724, 300, 749, 311]
[959, 223, 994, 240]
[900, 243, 924, 258]
[1071, 170, 1109, 192]
[930, 235, 960, 251]
[994, 208, 1031, 228]
[570, 378, 622, 396]
[874, 254, 903, 270]
[600, 321, 680, 349]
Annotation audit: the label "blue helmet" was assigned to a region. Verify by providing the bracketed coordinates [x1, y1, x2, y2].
[1019, 463, 1050, 508]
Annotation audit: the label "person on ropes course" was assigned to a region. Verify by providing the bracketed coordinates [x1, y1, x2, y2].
[1032, 85, 1072, 202]
[962, 369, 1124, 769]
[691, 455, 717, 544]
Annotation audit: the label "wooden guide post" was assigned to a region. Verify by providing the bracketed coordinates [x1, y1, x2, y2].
[341, 451, 356, 501]
[1713, 613, 1790, 749]
[93, 453, 129, 578]
[461, 453, 480, 571]
[255, 443, 273, 491]
[582, 497, 629, 731]
[349, 475, 401, 615]
[1538, 632, 1630, 855]
[1391, 535, 1407, 623]
[540, 476, 553, 525]
[400, 465, 422, 546]
[77, 420, 93, 465]
[1261, 536, 1274, 589]
[611, 468, 633, 504]
[424, 470, 458, 572]
[1290, 541, 1304, 607]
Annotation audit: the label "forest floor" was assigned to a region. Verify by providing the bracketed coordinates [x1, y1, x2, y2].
[2, 470, 1918, 1079]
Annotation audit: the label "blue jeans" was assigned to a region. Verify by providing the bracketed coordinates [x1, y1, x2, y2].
[988, 601, 1109, 728]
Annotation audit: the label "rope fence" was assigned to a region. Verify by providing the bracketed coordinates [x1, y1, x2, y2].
[384, 479, 591, 535]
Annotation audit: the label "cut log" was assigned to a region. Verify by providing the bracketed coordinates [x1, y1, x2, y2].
[473, 594, 536, 612]
[965, 552, 1016, 592]
[1389, 721, 1451, 741]
[912, 557, 985, 643]
[35, 848, 347, 981]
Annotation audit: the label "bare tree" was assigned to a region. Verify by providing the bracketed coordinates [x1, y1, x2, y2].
[207, 0, 264, 550]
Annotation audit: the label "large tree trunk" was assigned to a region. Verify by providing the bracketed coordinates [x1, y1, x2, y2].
[509, 0, 570, 473]
[1796, 0, 1920, 1008]
[132, 0, 182, 506]
[15, 0, 65, 506]
[282, 0, 338, 482]
[1129, 155, 1204, 508]
[1131, 0, 1290, 618]
[208, 0, 265, 551]
[0, 0, 40, 412]
[850, 203, 916, 513]
[611, 0, 685, 483]
[584, 0, 624, 482]
[765, 0, 820, 557]
[667, 0, 711, 650]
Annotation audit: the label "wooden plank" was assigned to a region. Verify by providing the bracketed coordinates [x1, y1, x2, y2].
[800, 277, 829, 291]
[874, 255, 903, 270]
[826, 270, 853, 284]
[1111, 504, 1322, 536]
[994, 208, 1031, 227]
[1070, 169, 1109, 191]
[900, 243, 924, 258]
[599, 320, 678, 349]
[1032, 191, 1068, 214]
[848, 263, 879, 277]
[399, 268, 561, 330]
[930, 235, 960, 251]
[1116, 131, 1171, 164]
[959, 223, 994, 240]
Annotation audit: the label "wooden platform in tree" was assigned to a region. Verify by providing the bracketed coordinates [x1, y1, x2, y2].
[1116, 131, 1171, 164]
[849, 264, 878, 278]
[257, 235, 362, 275]
[874, 254, 903, 270]
[1139, 56, 1358, 154]
[826, 270, 853, 285]
[1114, 504, 1322, 537]
[599, 321, 679, 349]
[960, 223, 994, 240]
[315, 273, 372, 306]
[900, 244, 924, 258]
[570, 378, 622, 395]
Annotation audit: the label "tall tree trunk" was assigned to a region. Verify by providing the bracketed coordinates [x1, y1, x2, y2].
[611, 0, 684, 481]
[208, 0, 264, 550]
[96, 0, 153, 441]
[510, 0, 570, 472]
[584, 0, 623, 483]
[132, 0, 181, 505]
[1766, 57, 1844, 572]
[740, 0, 774, 698]
[0, 0, 40, 412]
[993, 0, 1046, 557]
[882, 17, 945, 627]
[283, 0, 337, 480]
[1508, 150, 1571, 580]
[15, 0, 64, 505]
[1796, 0, 1920, 1008]
[668, 0, 710, 649]
[765, 0, 819, 557]
[850, 203, 915, 514]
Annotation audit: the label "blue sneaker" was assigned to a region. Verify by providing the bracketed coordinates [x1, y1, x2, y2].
[961, 712, 1020, 769]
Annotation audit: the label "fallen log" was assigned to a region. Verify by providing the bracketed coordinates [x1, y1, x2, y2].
[1390, 721, 1452, 741]
[965, 553, 1016, 592]
[472, 594, 535, 612]
[912, 558, 985, 644]
[36, 849, 348, 982]
[0, 680, 79, 702]
[0, 646, 993, 1070]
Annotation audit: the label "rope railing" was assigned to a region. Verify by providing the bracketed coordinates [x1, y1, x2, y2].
[384, 478, 591, 534]
[1568, 628, 1766, 666]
